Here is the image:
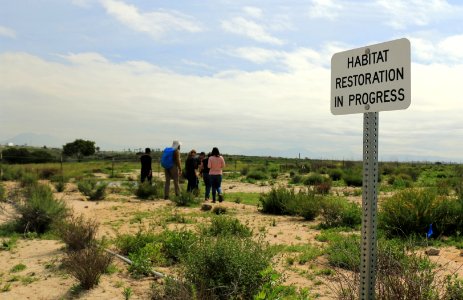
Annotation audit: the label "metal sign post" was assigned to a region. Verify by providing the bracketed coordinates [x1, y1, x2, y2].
[330, 38, 410, 299]
[360, 112, 379, 299]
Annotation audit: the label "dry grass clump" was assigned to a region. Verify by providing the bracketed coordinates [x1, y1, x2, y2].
[56, 214, 99, 251]
[63, 246, 113, 290]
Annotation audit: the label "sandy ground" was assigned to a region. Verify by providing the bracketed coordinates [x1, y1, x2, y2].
[1, 179, 462, 300]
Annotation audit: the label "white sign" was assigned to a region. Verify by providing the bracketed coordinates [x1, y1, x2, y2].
[331, 38, 411, 115]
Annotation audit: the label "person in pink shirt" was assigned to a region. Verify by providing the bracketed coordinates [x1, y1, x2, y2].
[207, 147, 225, 203]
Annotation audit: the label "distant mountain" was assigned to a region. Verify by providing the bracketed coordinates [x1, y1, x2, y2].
[1, 133, 66, 148]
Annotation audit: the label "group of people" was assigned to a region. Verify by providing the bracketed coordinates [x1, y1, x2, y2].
[140, 140, 226, 203]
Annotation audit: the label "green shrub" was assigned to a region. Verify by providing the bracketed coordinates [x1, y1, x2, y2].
[343, 172, 363, 187]
[319, 196, 361, 228]
[184, 236, 273, 299]
[202, 216, 252, 238]
[172, 189, 200, 207]
[212, 205, 227, 215]
[247, 170, 268, 180]
[303, 173, 325, 185]
[290, 174, 303, 184]
[259, 187, 321, 220]
[64, 246, 113, 290]
[335, 239, 463, 300]
[296, 190, 322, 221]
[0, 183, 5, 201]
[379, 188, 463, 237]
[128, 242, 165, 276]
[77, 180, 107, 200]
[38, 168, 59, 180]
[135, 181, 160, 200]
[16, 184, 69, 234]
[19, 172, 38, 188]
[54, 180, 66, 192]
[328, 169, 344, 181]
[325, 233, 360, 271]
[56, 215, 99, 251]
[115, 231, 159, 256]
[157, 230, 197, 265]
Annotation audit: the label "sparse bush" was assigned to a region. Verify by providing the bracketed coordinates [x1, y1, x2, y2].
[172, 189, 200, 206]
[319, 196, 361, 228]
[315, 181, 332, 194]
[135, 181, 161, 200]
[63, 246, 113, 290]
[240, 167, 249, 176]
[202, 216, 252, 238]
[183, 236, 273, 299]
[77, 180, 107, 200]
[16, 184, 69, 234]
[56, 215, 99, 251]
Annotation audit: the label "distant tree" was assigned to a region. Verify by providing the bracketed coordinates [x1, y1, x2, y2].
[3, 147, 54, 164]
[63, 139, 96, 160]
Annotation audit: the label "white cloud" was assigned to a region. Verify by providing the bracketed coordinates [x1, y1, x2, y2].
[409, 34, 463, 64]
[100, 0, 202, 40]
[243, 6, 263, 19]
[221, 17, 284, 45]
[438, 35, 463, 61]
[0, 26, 16, 39]
[308, 0, 343, 20]
[1, 51, 463, 160]
[376, 0, 454, 29]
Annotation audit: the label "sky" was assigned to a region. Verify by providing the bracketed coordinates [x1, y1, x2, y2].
[1, 0, 463, 161]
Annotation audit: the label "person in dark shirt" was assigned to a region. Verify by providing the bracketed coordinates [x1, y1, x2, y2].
[185, 149, 199, 192]
[199, 152, 211, 201]
[140, 148, 152, 184]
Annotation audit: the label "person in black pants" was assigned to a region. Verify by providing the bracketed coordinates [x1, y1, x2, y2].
[185, 149, 199, 192]
[199, 152, 211, 201]
[140, 148, 152, 184]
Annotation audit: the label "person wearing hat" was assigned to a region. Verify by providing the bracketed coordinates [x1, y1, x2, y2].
[164, 140, 182, 199]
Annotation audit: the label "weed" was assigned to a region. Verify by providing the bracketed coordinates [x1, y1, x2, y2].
[0, 283, 11, 292]
[10, 263, 26, 273]
[0, 236, 18, 251]
[123, 287, 133, 300]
